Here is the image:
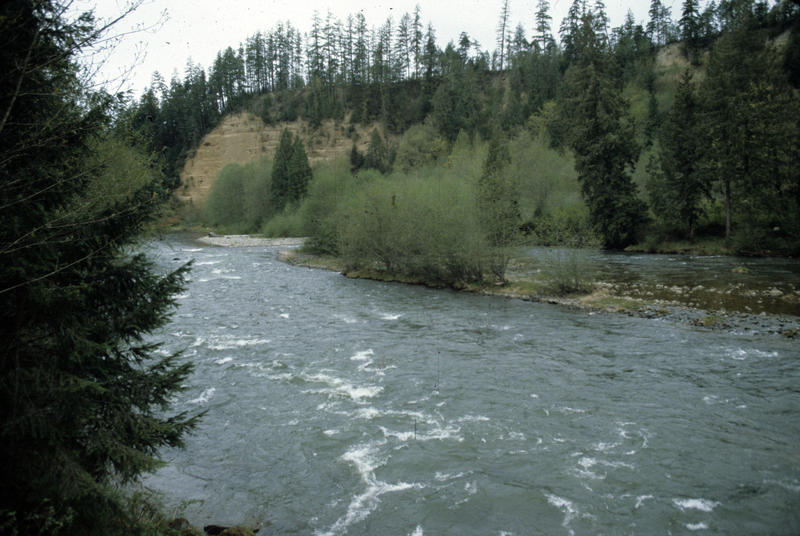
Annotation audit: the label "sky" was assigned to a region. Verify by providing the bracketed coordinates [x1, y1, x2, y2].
[82, 0, 677, 96]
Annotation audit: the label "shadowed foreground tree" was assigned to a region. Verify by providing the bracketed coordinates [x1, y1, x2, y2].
[0, 1, 199, 534]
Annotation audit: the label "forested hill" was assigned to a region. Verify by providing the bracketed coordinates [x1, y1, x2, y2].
[119, 0, 800, 254]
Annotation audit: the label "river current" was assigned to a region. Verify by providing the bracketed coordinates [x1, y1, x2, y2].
[144, 235, 800, 535]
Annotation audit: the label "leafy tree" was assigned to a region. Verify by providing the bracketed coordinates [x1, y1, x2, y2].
[478, 133, 521, 281]
[0, 1, 199, 534]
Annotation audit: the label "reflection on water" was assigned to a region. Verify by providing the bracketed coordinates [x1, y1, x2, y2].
[143, 236, 800, 535]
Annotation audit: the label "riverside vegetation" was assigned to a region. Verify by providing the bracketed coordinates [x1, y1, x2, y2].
[128, 0, 800, 264]
[1, 0, 799, 535]
[168, 0, 800, 320]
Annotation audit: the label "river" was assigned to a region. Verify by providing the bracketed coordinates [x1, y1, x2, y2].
[143, 235, 800, 535]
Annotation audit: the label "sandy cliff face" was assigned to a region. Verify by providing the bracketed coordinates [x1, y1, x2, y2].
[178, 113, 374, 207]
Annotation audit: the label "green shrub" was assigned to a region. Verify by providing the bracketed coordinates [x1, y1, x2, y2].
[540, 249, 595, 296]
[335, 170, 490, 285]
[203, 158, 271, 232]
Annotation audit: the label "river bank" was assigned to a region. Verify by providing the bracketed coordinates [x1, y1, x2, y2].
[278, 247, 800, 338]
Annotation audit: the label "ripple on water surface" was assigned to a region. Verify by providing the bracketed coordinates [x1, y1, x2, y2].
[142, 236, 800, 535]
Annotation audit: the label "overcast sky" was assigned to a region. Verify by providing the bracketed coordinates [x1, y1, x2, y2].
[83, 0, 677, 96]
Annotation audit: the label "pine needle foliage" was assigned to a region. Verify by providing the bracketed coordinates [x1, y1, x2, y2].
[0, 2, 199, 534]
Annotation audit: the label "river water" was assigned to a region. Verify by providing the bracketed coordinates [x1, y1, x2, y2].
[144, 235, 800, 535]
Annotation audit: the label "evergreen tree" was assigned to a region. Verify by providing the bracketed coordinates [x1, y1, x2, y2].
[288, 136, 313, 202]
[0, 2, 198, 533]
[271, 129, 313, 210]
[559, 13, 646, 248]
[271, 128, 295, 210]
[648, 70, 707, 238]
[497, 0, 512, 70]
[700, 23, 800, 241]
[534, 0, 554, 50]
[364, 128, 391, 173]
[680, 0, 702, 63]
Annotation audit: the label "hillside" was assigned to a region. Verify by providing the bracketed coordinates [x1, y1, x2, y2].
[178, 114, 381, 207]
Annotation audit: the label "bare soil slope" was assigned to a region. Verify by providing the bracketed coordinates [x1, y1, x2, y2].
[178, 112, 376, 207]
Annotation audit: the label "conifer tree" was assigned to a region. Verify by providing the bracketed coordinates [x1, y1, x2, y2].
[648, 70, 707, 238]
[271, 128, 295, 210]
[364, 128, 391, 173]
[0, 2, 199, 533]
[680, 0, 702, 63]
[288, 136, 313, 201]
[559, 12, 646, 248]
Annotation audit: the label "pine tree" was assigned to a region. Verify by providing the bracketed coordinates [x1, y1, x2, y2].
[680, 0, 702, 63]
[271, 128, 295, 210]
[559, 12, 646, 248]
[0, 2, 199, 533]
[534, 0, 554, 50]
[364, 128, 391, 173]
[700, 24, 800, 242]
[288, 136, 313, 202]
[648, 70, 707, 238]
[497, 0, 512, 70]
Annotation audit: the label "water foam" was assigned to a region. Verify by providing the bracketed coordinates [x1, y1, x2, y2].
[350, 349, 375, 361]
[672, 498, 720, 512]
[318, 441, 423, 536]
[215, 357, 233, 365]
[207, 338, 270, 350]
[303, 372, 383, 402]
[686, 522, 709, 531]
[545, 493, 579, 535]
[188, 387, 215, 405]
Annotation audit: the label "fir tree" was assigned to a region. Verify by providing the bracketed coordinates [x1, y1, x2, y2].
[288, 136, 313, 201]
[271, 128, 295, 211]
[364, 128, 391, 173]
[559, 13, 646, 248]
[271, 128, 312, 210]
[0, 2, 199, 533]
[648, 70, 707, 239]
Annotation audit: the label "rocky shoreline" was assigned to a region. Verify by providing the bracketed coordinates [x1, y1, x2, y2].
[279, 249, 800, 338]
[195, 234, 306, 248]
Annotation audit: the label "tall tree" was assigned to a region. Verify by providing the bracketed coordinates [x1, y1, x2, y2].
[558, 12, 646, 248]
[0, 1, 198, 533]
[560, 0, 587, 65]
[534, 0, 554, 50]
[497, 0, 512, 70]
[271, 129, 312, 210]
[478, 132, 520, 281]
[412, 5, 424, 78]
[271, 128, 295, 210]
[680, 0, 702, 63]
[699, 22, 800, 241]
[648, 71, 707, 238]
